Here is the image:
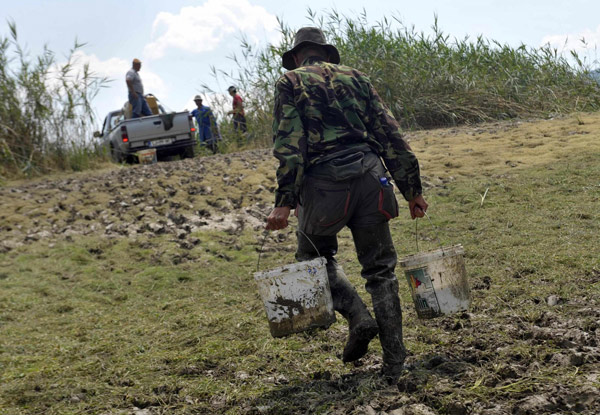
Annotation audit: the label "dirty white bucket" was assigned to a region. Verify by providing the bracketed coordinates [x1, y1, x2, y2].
[254, 257, 336, 338]
[137, 148, 157, 165]
[400, 244, 470, 319]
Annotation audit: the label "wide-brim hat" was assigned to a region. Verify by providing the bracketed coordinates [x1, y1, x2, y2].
[282, 27, 340, 70]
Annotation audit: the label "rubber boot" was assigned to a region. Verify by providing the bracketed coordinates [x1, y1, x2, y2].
[371, 280, 407, 383]
[296, 232, 378, 363]
[327, 261, 379, 362]
[351, 223, 407, 383]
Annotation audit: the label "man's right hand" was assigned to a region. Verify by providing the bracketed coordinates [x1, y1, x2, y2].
[266, 206, 291, 230]
[409, 194, 428, 219]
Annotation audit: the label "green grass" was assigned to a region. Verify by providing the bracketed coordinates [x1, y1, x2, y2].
[4, 11, 600, 181]
[1, 120, 599, 413]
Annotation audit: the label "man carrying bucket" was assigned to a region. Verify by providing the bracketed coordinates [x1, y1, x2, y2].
[265, 27, 428, 383]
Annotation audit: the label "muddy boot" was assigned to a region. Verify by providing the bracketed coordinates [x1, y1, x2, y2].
[351, 223, 407, 383]
[371, 281, 408, 384]
[296, 233, 378, 363]
[327, 261, 379, 363]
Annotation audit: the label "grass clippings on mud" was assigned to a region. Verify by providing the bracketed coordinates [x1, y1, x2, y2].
[1, 113, 599, 415]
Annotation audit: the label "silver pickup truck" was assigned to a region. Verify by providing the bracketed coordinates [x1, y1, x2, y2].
[95, 108, 196, 163]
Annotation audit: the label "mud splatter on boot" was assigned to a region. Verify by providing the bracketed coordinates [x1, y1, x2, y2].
[327, 261, 379, 363]
[343, 318, 379, 362]
[350, 223, 408, 382]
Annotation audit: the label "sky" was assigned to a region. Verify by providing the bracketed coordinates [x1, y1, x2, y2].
[2, 0, 600, 129]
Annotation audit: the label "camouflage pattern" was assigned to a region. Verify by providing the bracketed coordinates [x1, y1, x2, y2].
[272, 56, 422, 208]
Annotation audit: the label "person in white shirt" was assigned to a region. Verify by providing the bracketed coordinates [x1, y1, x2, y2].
[125, 58, 152, 118]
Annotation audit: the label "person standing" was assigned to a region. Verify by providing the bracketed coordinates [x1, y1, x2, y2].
[265, 27, 428, 383]
[125, 58, 152, 119]
[227, 86, 247, 133]
[191, 95, 219, 153]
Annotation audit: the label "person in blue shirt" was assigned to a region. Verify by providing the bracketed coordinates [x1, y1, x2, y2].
[191, 95, 219, 153]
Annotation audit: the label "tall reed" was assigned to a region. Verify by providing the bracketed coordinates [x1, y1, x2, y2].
[204, 9, 600, 148]
[0, 21, 109, 180]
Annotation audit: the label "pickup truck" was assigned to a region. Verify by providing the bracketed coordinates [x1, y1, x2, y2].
[95, 105, 196, 163]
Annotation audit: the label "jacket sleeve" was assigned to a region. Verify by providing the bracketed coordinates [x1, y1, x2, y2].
[367, 81, 422, 201]
[272, 75, 306, 208]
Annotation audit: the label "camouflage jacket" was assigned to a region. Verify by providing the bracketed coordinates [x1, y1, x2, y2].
[272, 56, 422, 207]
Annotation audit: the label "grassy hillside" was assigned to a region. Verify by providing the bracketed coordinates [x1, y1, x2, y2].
[0, 113, 599, 414]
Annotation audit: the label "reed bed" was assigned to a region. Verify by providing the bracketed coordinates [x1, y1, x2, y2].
[206, 9, 600, 149]
[0, 21, 108, 180]
[2, 11, 600, 179]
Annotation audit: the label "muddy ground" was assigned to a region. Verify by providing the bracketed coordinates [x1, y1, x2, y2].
[0, 149, 275, 254]
[1, 115, 599, 414]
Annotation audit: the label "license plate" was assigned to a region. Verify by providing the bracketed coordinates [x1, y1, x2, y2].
[150, 138, 173, 146]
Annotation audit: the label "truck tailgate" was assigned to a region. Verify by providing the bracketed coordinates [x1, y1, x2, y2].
[123, 113, 192, 147]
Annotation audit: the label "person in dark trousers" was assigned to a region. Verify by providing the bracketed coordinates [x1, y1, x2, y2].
[125, 58, 152, 119]
[227, 86, 247, 133]
[265, 27, 428, 383]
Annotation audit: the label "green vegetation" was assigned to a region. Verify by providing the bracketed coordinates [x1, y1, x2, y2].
[1, 113, 599, 413]
[2, 8, 599, 413]
[209, 9, 600, 148]
[0, 21, 109, 180]
[3, 9, 600, 178]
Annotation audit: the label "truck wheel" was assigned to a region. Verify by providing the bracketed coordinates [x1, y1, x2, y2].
[181, 146, 195, 159]
[111, 145, 122, 163]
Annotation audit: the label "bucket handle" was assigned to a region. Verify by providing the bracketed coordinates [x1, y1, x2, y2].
[415, 211, 444, 252]
[256, 227, 321, 273]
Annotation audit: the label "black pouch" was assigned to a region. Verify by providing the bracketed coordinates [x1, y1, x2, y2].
[308, 152, 366, 182]
[299, 178, 351, 235]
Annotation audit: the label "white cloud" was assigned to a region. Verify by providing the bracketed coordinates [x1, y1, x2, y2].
[50, 51, 169, 122]
[68, 52, 167, 98]
[143, 0, 280, 60]
[542, 25, 600, 53]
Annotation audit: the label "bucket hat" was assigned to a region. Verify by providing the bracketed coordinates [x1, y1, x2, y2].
[282, 27, 340, 70]
[193, 95, 203, 101]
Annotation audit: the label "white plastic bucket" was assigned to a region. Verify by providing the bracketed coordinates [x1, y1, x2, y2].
[137, 148, 157, 165]
[400, 244, 470, 319]
[254, 257, 336, 338]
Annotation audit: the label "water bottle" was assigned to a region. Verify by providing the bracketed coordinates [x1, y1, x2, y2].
[379, 177, 391, 187]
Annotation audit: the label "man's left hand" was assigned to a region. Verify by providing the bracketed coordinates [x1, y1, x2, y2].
[409, 194, 428, 219]
[266, 206, 291, 230]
